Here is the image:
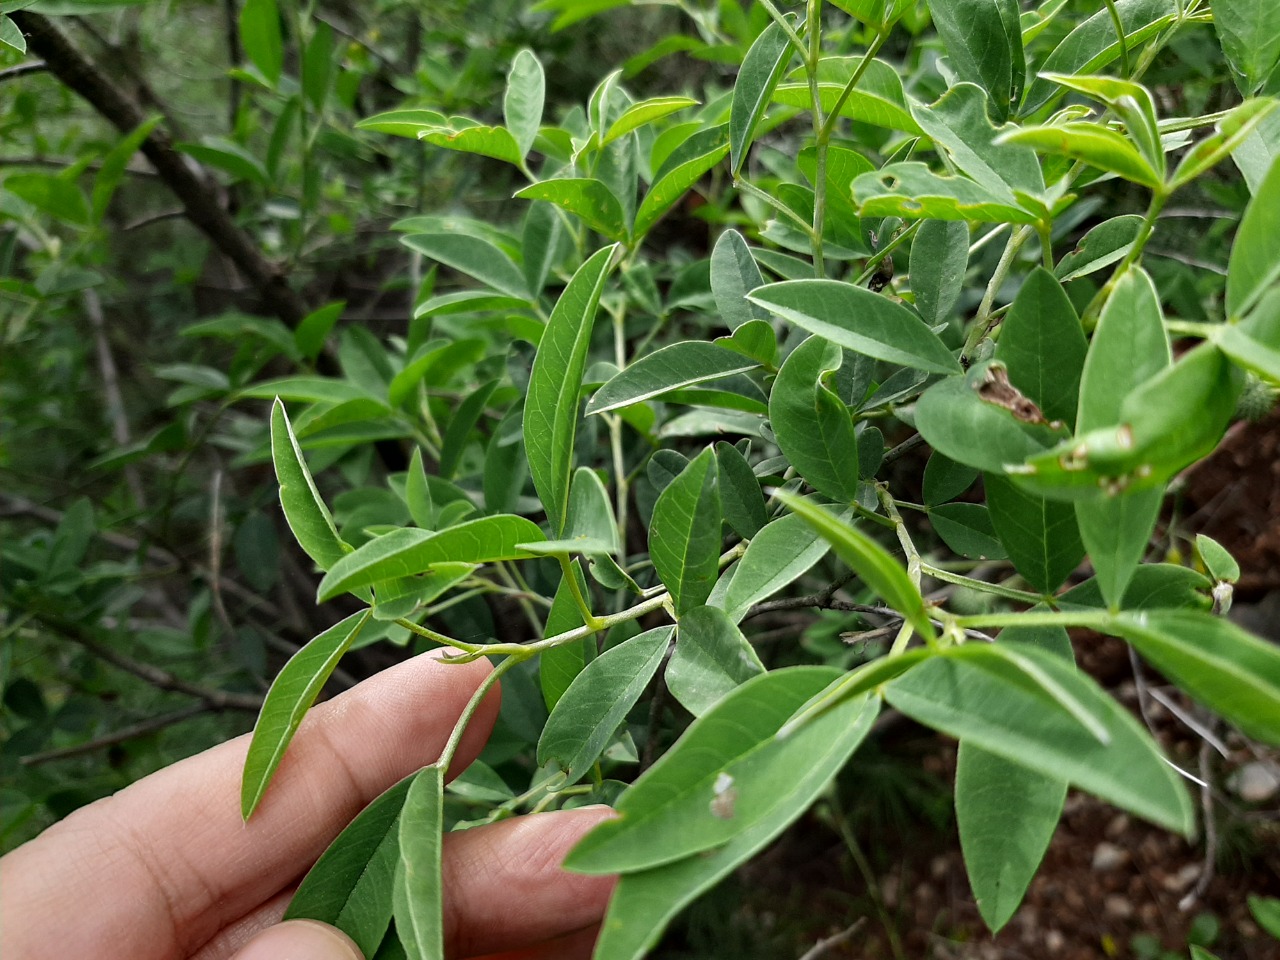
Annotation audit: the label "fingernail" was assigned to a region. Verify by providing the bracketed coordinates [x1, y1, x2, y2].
[231, 919, 364, 960]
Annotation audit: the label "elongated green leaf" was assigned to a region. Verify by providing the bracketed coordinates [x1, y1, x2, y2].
[0, 13, 24, 53]
[775, 59, 922, 135]
[515, 179, 627, 242]
[1248, 895, 1280, 938]
[985, 472, 1083, 593]
[1213, 0, 1280, 95]
[316, 516, 546, 602]
[604, 96, 698, 146]
[538, 626, 673, 784]
[851, 163, 1037, 223]
[721, 513, 832, 622]
[566, 667, 870, 873]
[285, 776, 413, 957]
[649, 448, 722, 615]
[504, 49, 544, 160]
[1170, 98, 1277, 189]
[667, 606, 764, 716]
[996, 267, 1086, 428]
[271, 399, 351, 571]
[394, 766, 445, 960]
[388, 339, 485, 409]
[588, 689, 877, 960]
[886, 644, 1193, 833]
[634, 126, 729, 238]
[587, 342, 759, 415]
[1055, 216, 1144, 282]
[438, 380, 498, 480]
[242, 611, 372, 819]
[715, 441, 767, 540]
[401, 233, 528, 301]
[1110, 610, 1280, 745]
[539, 562, 589, 711]
[246, 377, 373, 404]
[710, 230, 771, 330]
[930, 502, 1006, 560]
[418, 120, 524, 166]
[957, 744, 1065, 933]
[730, 19, 794, 175]
[92, 116, 161, 224]
[1228, 155, 1280, 319]
[1060, 563, 1211, 613]
[1039, 74, 1164, 179]
[524, 244, 619, 535]
[239, 0, 283, 84]
[768, 337, 860, 501]
[1000, 123, 1162, 189]
[355, 109, 448, 138]
[926, 0, 1024, 121]
[294, 301, 344, 362]
[777, 492, 934, 640]
[748, 280, 960, 375]
[915, 370, 1059, 474]
[910, 219, 969, 327]
[176, 139, 269, 186]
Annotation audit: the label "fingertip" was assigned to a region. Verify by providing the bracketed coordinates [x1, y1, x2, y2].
[229, 919, 364, 960]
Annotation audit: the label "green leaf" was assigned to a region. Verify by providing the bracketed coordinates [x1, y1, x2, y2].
[4, 173, 91, 226]
[515, 179, 628, 242]
[851, 163, 1037, 223]
[0, 14, 25, 53]
[438, 380, 498, 480]
[1060, 563, 1211, 613]
[1170, 98, 1277, 189]
[539, 562, 589, 711]
[524, 244, 619, 535]
[1228, 155, 1280, 319]
[405, 448, 434, 529]
[587, 342, 759, 415]
[1039, 74, 1164, 180]
[715, 441, 767, 540]
[387, 339, 485, 409]
[777, 492, 935, 641]
[91, 116, 161, 224]
[999, 123, 1162, 189]
[565, 667, 872, 873]
[418, 119, 524, 167]
[996, 268, 1087, 428]
[605, 96, 699, 146]
[541, 465, 620, 557]
[1195, 534, 1240, 583]
[1055, 216, 1145, 282]
[634, 126, 729, 239]
[775, 59, 923, 135]
[925, 0, 1024, 121]
[301, 20, 334, 108]
[929, 503, 1007, 560]
[176, 137, 269, 186]
[649, 448, 723, 615]
[729, 19, 794, 176]
[748, 280, 961, 375]
[538, 626, 673, 784]
[956, 743, 1065, 933]
[885, 644, 1193, 833]
[271, 399, 351, 571]
[710, 229, 771, 330]
[394, 766, 445, 960]
[1248, 895, 1280, 938]
[667, 606, 765, 716]
[239, 0, 283, 85]
[721, 513, 833, 622]
[241, 611, 372, 819]
[914, 370, 1058, 474]
[316, 516, 546, 602]
[984, 472, 1083, 593]
[1023, 0, 1178, 115]
[587, 686, 877, 960]
[910, 219, 969, 327]
[1213, 0, 1280, 95]
[769, 337, 860, 501]
[294, 301, 344, 362]
[355, 109, 447, 139]
[922, 453, 978, 506]
[400, 233, 528, 301]
[244, 376, 373, 405]
[285, 776, 413, 957]
[504, 49, 545, 160]
[1215, 310, 1280, 382]
[1110, 610, 1280, 745]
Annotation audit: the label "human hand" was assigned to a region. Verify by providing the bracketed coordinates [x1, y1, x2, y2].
[0, 650, 616, 960]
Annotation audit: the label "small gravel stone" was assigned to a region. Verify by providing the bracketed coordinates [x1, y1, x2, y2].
[1228, 761, 1280, 803]
[1092, 841, 1129, 872]
[1104, 895, 1134, 919]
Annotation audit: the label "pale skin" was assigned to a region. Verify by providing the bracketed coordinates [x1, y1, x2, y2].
[0, 650, 617, 960]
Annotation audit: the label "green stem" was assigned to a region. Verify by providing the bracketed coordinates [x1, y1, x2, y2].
[438, 654, 521, 773]
[1037, 220, 1054, 271]
[1102, 0, 1130, 78]
[559, 554, 604, 630]
[919, 562, 1048, 604]
[757, 0, 807, 56]
[735, 177, 816, 234]
[395, 617, 483, 653]
[1082, 188, 1167, 329]
[954, 609, 1113, 632]
[960, 225, 1032, 365]
[854, 220, 920, 286]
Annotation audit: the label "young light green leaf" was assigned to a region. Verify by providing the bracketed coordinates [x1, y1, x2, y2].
[239, 0, 283, 85]
[1039, 74, 1164, 180]
[524, 244, 619, 535]
[587, 689, 878, 960]
[1054, 215, 1144, 282]
[910, 219, 969, 327]
[400, 233, 529, 301]
[1110, 610, 1280, 745]
[714, 441, 767, 540]
[925, 0, 1024, 121]
[285, 776, 413, 957]
[667, 606, 765, 716]
[851, 163, 1038, 223]
[634, 126, 729, 239]
[394, 766, 445, 960]
[316, 516, 546, 602]
[270, 399, 351, 571]
[999, 123, 1162, 189]
[769, 337, 860, 502]
[1170, 98, 1277, 189]
[710, 230, 771, 331]
[1228, 155, 1280, 319]
[514, 179, 628, 243]
[241, 610, 372, 819]
[504, 49, 545, 160]
[418, 120, 524, 167]
[721, 513, 833, 623]
[1213, 0, 1280, 95]
[565, 667, 871, 874]
[957, 744, 1065, 933]
[729, 19, 794, 175]
[354, 109, 448, 138]
[649, 448, 722, 615]
[538, 626, 673, 785]
[587, 342, 760, 415]
[985, 472, 1083, 594]
[748, 280, 961, 375]
[1195, 534, 1240, 583]
[604, 96, 698, 146]
[885, 643, 1194, 833]
[777, 491, 935, 641]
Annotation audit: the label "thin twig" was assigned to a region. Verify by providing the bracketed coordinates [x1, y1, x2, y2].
[797, 919, 868, 960]
[0, 61, 48, 82]
[1180, 735, 1219, 911]
[20, 703, 211, 765]
[85, 288, 146, 509]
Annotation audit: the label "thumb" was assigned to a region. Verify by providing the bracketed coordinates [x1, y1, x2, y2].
[229, 919, 365, 960]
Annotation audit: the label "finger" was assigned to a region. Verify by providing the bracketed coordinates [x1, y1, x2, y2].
[0, 650, 500, 960]
[442, 807, 617, 959]
[229, 920, 364, 960]
[467, 923, 601, 960]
